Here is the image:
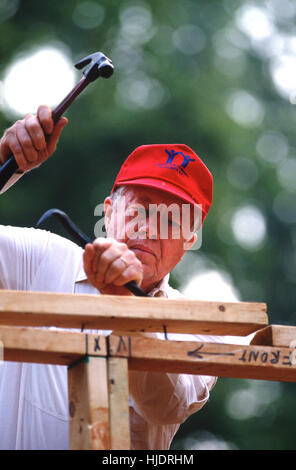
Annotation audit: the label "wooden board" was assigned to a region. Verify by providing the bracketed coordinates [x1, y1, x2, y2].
[0, 325, 296, 383]
[0, 290, 268, 336]
[107, 357, 130, 450]
[0, 326, 106, 365]
[68, 356, 110, 450]
[108, 334, 296, 383]
[251, 325, 296, 347]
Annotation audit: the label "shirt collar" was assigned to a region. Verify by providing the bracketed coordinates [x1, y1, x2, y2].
[76, 260, 88, 282]
[148, 274, 170, 298]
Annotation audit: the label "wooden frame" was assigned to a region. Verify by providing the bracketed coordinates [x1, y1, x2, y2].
[0, 290, 295, 449]
[0, 290, 267, 335]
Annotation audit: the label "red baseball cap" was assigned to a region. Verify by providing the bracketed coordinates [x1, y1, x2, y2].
[111, 144, 213, 224]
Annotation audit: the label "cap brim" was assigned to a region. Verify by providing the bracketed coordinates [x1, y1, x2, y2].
[115, 177, 200, 207]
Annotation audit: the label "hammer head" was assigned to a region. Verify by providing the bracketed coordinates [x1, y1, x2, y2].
[75, 52, 114, 82]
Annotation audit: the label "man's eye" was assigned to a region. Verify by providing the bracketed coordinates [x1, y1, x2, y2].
[138, 208, 147, 214]
[126, 208, 135, 216]
[169, 219, 180, 227]
[126, 207, 147, 216]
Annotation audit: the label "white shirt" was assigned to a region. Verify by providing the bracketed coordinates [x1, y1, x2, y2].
[0, 224, 221, 450]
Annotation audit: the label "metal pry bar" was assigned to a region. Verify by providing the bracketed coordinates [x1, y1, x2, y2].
[35, 208, 149, 298]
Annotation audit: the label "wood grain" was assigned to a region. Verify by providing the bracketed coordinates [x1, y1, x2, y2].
[251, 325, 296, 347]
[0, 326, 106, 365]
[108, 334, 296, 383]
[68, 356, 110, 450]
[0, 290, 268, 336]
[108, 357, 130, 450]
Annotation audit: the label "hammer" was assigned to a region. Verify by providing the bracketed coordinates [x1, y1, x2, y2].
[0, 51, 114, 190]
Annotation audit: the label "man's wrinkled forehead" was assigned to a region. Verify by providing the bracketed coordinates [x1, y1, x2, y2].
[114, 185, 202, 229]
[117, 184, 190, 206]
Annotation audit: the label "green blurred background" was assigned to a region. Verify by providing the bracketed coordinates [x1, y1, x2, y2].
[1, 0, 296, 450]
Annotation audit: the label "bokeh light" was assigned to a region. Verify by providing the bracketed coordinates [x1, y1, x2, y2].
[182, 430, 236, 450]
[235, 2, 296, 102]
[181, 269, 240, 302]
[72, 1, 105, 30]
[277, 158, 296, 191]
[1, 46, 76, 117]
[115, 72, 168, 110]
[231, 205, 266, 250]
[227, 156, 259, 190]
[226, 90, 265, 127]
[226, 380, 282, 420]
[119, 4, 155, 46]
[271, 54, 296, 100]
[273, 190, 296, 224]
[0, 0, 19, 22]
[256, 130, 289, 165]
[172, 24, 206, 55]
[236, 5, 275, 41]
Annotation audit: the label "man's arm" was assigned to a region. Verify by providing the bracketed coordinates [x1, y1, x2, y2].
[128, 347, 214, 426]
[0, 105, 67, 193]
[128, 370, 210, 425]
[0, 225, 50, 290]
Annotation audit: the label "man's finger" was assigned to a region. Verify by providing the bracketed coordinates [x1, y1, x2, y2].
[37, 105, 54, 135]
[47, 117, 68, 155]
[15, 122, 38, 163]
[94, 242, 126, 276]
[83, 244, 96, 281]
[112, 264, 143, 287]
[104, 256, 129, 285]
[24, 114, 47, 151]
[0, 132, 26, 168]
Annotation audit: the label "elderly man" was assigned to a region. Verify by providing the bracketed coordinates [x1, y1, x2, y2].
[0, 106, 219, 450]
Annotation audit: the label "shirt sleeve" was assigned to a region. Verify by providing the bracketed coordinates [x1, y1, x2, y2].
[127, 330, 218, 426]
[128, 368, 211, 426]
[0, 173, 24, 195]
[127, 284, 222, 427]
[0, 225, 49, 290]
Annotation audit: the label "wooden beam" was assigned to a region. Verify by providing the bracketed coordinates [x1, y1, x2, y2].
[2, 325, 295, 383]
[68, 356, 110, 450]
[251, 325, 296, 348]
[107, 357, 130, 450]
[0, 290, 268, 336]
[0, 326, 106, 365]
[108, 334, 296, 383]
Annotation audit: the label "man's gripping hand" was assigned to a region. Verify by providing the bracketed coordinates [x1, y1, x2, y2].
[83, 238, 143, 296]
[0, 105, 68, 173]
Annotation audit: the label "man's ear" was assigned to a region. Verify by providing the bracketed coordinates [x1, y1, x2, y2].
[183, 232, 197, 251]
[104, 196, 113, 232]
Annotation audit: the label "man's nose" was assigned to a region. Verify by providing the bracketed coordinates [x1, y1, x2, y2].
[138, 215, 159, 240]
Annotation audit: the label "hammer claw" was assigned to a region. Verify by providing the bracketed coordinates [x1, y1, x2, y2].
[75, 52, 113, 81]
[74, 56, 91, 70]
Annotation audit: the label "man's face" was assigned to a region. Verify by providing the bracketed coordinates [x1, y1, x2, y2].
[104, 186, 198, 291]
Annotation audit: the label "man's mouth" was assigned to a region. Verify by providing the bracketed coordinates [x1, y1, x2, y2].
[129, 244, 157, 259]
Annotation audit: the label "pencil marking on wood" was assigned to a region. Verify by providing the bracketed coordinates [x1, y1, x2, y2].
[93, 336, 101, 352]
[187, 343, 235, 359]
[238, 348, 293, 366]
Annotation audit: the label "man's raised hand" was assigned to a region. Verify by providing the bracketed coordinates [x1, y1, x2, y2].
[0, 105, 68, 173]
